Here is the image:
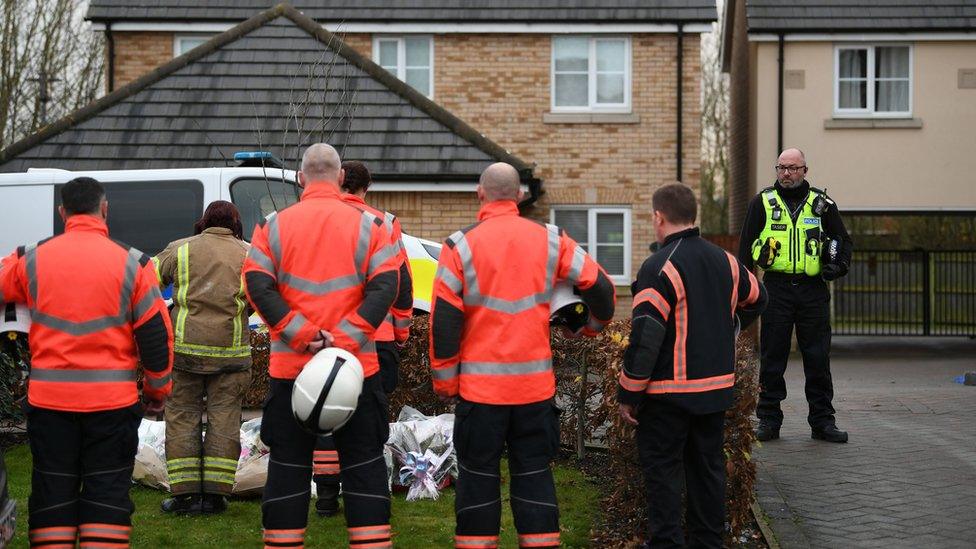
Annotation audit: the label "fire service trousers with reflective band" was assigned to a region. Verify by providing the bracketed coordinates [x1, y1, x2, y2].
[757, 275, 836, 429]
[165, 368, 251, 496]
[312, 342, 398, 491]
[636, 398, 725, 549]
[453, 399, 561, 549]
[261, 375, 391, 548]
[26, 403, 141, 548]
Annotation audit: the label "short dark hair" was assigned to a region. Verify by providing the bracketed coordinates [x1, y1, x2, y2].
[652, 183, 697, 225]
[340, 160, 371, 194]
[60, 177, 105, 215]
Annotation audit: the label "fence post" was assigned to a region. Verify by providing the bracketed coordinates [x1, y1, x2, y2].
[922, 250, 931, 336]
[577, 351, 587, 460]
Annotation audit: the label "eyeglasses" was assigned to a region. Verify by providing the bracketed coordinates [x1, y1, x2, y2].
[775, 165, 806, 173]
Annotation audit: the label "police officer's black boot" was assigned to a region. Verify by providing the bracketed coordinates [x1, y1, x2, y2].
[315, 480, 341, 517]
[756, 421, 780, 442]
[811, 424, 848, 443]
[160, 494, 204, 514]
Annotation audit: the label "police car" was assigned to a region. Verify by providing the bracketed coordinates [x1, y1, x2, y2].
[0, 152, 442, 334]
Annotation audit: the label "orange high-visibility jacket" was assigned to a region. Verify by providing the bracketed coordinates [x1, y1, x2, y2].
[0, 215, 173, 412]
[243, 183, 400, 380]
[429, 200, 617, 405]
[341, 194, 413, 343]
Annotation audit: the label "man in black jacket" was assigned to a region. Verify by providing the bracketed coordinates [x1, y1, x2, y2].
[738, 148, 853, 443]
[619, 184, 767, 549]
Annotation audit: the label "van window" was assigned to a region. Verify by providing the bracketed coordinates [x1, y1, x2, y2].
[54, 180, 204, 255]
[230, 178, 300, 241]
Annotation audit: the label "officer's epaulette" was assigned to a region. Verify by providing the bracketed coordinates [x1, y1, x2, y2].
[444, 221, 483, 249]
[110, 238, 151, 266]
[809, 186, 835, 205]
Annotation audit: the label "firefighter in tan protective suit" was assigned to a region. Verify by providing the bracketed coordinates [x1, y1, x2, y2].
[153, 201, 252, 514]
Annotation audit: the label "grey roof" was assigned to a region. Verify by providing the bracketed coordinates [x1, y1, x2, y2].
[745, 1, 976, 32]
[1, 5, 532, 180]
[87, 1, 717, 24]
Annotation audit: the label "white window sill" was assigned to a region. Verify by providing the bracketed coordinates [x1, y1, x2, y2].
[824, 118, 922, 129]
[544, 112, 640, 124]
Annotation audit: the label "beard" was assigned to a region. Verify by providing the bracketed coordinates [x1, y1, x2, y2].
[778, 177, 798, 188]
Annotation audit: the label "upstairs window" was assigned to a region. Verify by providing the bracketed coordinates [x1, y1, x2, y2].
[552, 36, 631, 112]
[835, 45, 912, 117]
[374, 36, 434, 98]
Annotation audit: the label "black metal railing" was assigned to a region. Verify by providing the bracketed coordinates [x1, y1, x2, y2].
[831, 250, 976, 336]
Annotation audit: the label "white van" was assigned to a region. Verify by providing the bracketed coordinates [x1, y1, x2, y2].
[0, 160, 441, 333]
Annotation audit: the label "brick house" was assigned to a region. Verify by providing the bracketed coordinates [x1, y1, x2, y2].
[8, 1, 717, 313]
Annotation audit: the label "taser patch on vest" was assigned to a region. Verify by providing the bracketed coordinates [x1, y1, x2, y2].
[770, 224, 788, 231]
[803, 218, 820, 226]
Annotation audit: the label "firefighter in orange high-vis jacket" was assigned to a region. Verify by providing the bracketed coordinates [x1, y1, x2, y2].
[312, 160, 413, 519]
[0, 177, 173, 549]
[243, 144, 399, 549]
[429, 162, 616, 549]
[618, 184, 767, 549]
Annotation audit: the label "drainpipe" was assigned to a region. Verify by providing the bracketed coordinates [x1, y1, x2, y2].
[106, 21, 115, 93]
[676, 23, 684, 182]
[777, 32, 784, 155]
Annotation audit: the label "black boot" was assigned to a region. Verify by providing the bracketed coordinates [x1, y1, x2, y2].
[200, 494, 228, 514]
[812, 424, 848, 443]
[161, 494, 203, 514]
[756, 421, 780, 442]
[315, 481, 341, 517]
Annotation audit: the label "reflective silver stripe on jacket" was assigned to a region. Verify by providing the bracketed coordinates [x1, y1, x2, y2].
[30, 368, 137, 383]
[449, 224, 560, 314]
[279, 314, 307, 345]
[353, 211, 376, 282]
[27, 246, 143, 336]
[432, 365, 459, 381]
[460, 358, 553, 376]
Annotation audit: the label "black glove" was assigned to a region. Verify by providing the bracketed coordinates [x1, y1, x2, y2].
[821, 262, 847, 281]
[756, 237, 781, 269]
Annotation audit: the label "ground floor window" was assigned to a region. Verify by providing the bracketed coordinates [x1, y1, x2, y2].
[551, 206, 631, 284]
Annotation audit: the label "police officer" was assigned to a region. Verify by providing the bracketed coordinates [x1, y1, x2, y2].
[244, 144, 398, 549]
[619, 183, 767, 548]
[738, 148, 853, 443]
[0, 177, 173, 548]
[430, 162, 616, 549]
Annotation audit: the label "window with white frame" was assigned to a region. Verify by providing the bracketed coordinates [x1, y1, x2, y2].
[835, 44, 912, 117]
[175, 35, 214, 56]
[552, 207, 631, 283]
[551, 36, 631, 112]
[373, 36, 433, 97]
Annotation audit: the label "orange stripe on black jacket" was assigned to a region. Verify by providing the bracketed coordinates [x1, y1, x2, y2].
[618, 228, 767, 414]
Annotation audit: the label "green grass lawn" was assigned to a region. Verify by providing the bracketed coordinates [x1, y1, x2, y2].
[4, 445, 598, 547]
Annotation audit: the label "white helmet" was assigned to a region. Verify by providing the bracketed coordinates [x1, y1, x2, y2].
[0, 303, 30, 335]
[550, 281, 589, 332]
[292, 347, 364, 434]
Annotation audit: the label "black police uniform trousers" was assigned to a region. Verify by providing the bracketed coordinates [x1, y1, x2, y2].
[757, 273, 836, 428]
[636, 398, 725, 549]
[26, 402, 142, 548]
[313, 342, 398, 492]
[453, 398, 561, 548]
[262, 374, 391, 547]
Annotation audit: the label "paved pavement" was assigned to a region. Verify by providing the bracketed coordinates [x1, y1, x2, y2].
[753, 336, 976, 549]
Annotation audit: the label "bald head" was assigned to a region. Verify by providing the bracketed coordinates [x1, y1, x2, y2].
[300, 143, 342, 183]
[478, 162, 521, 202]
[778, 148, 805, 165]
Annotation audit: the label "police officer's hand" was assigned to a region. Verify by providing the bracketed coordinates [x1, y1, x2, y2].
[144, 397, 166, 417]
[821, 263, 845, 281]
[757, 237, 781, 269]
[306, 330, 335, 353]
[618, 403, 639, 426]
